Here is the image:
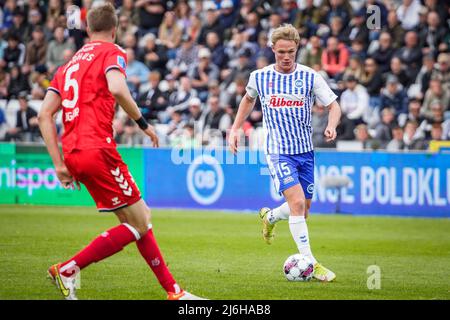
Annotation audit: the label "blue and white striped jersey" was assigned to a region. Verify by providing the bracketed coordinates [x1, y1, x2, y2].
[246, 64, 337, 155]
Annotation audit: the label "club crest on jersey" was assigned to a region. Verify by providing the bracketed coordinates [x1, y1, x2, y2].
[295, 79, 304, 88]
[269, 96, 304, 108]
[117, 56, 126, 69]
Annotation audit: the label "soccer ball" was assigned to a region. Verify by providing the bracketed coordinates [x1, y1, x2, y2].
[283, 254, 314, 282]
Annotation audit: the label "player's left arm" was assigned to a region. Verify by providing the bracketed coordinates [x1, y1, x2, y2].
[313, 72, 341, 142]
[106, 69, 159, 147]
[324, 100, 342, 142]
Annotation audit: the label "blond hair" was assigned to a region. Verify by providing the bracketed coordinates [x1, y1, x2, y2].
[87, 3, 117, 33]
[270, 24, 300, 47]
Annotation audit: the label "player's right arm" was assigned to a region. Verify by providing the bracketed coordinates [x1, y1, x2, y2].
[38, 90, 79, 189]
[228, 72, 258, 154]
[106, 69, 159, 147]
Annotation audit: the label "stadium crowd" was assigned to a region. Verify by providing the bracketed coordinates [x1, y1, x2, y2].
[0, 0, 449, 151]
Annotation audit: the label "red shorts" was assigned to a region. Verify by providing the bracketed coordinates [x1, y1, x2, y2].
[64, 148, 141, 212]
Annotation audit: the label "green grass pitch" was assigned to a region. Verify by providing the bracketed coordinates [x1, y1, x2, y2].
[0, 205, 449, 300]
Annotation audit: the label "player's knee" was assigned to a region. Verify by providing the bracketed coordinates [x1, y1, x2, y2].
[134, 223, 149, 237]
[290, 198, 306, 215]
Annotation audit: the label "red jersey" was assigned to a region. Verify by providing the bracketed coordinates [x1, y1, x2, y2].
[48, 41, 127, 155]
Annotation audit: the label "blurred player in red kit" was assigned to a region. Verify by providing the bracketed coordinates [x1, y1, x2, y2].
[38, 3, 204, 300]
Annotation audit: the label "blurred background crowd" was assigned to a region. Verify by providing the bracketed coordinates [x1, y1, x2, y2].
[0, 0, 449, 151]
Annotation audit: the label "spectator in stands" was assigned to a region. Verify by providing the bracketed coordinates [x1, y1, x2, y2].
[325, 0, 351, 28]
[221, 47, 254, 90]
[138, 71, 169, 123]
[203, 95, 231, 142]
[7, 65, 30, 99]
[374, 108, 398, 146]
[187, 13, 202, 43]
[205, 31, 228, 69]
[188, 48, 220, 102]
[322, 16, 347, 44]
[339, 74, 369, 126]
[137, 33, 168, 77]
[425, 123, 444, 148]
[421, 76, 450, 118]
[321, 36, 349, 79]
[135, 0, 167, 37]
[186, 97, 205, 128]
[413, 53, 435, 98]
[341, 54, 364, 82]
[167, 76, 197, 115]
[294, 0, 321, 39]
[389, 56, 412, 88]
[24, 26, 48, 72]
[116, 14, 139, 48]
[10, 8, 30, 43]
[403, 120, 426, 150]
[354, 123, 381, 150]
[0, 33, 25, 70]
[312, 103, 332, 148]
[386, 125, 405, 151]
[432, 53, 450, 91]
[442, 118, 450, 140]
[46, 26, 76, 74]
[360, 58, 383, 109]
[27, 8, 44, 32]
[174, 0, 191, 31]
[383, 10, 405, 49]
[242, 12, 263, 43]
[167, 110, 186, 142]
[224, 28, 257, 70]
[30, 64, 50, 100]
[224, 76, 247, 117]
[4, 92, 39, 142]
[396, 0, 421, 31]
[298, 35, 322, 69]
[118, 117, 141, 146]
[398, 98, 426, 128]
[169, 34, 198, 79]
[396, 31, 423, 79]
[198, 6, 222, 46]
[218, 0, 238, 32]
[277, 0, 297, 24]
[0, 69, 8, 98]
[125, 47, 150, 99]
[1, 0, 17, 31]
[420, 101, 445, 141]
[158, 11, 182, 59]
[254, 31, 274, 65]
[370, 31, 395, 74]
[121, 32, 138, 51]
[419, 11, 446, 55]
[118, 0, 140, 26]
[47, 0, 63, 23]
[344, 8, 369, 48]
[380, 74, 409, 117]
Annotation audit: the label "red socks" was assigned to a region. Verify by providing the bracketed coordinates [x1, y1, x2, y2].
[136, 227, 179, 294]
[59, 223, 179, 294]
[60, 224, 138, 277]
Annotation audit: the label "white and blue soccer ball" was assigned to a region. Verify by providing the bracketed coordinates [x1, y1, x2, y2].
[283, 254, 314, 282]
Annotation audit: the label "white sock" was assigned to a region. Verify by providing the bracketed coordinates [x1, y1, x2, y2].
[288, 215, 317, 264]
[267, 202, 290, 224]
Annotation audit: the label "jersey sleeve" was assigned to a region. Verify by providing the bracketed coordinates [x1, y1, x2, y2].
[103, 45, 128, 76]
[313, 72, 337, 107]
[246, 71, 259, 98]
[48, 68, 61, 96]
